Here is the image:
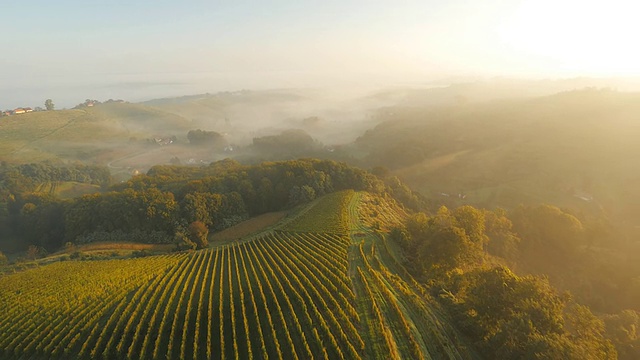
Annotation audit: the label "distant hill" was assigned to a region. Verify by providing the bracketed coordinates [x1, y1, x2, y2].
[353, 89, 640, 237]
[0, 102, 191, 167]
[365, 77, 640, 108]
[0, 89, 382, 176]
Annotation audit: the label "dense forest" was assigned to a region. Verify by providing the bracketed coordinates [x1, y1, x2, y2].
[0, 159, 405, 253]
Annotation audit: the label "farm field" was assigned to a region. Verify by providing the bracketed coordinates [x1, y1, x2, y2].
[0, 190, 473, 359]
[209, 211, 287, 244]
[0, 103, 192, 167]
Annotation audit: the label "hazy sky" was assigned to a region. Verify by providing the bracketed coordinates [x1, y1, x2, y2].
[2, 0, 639, 107]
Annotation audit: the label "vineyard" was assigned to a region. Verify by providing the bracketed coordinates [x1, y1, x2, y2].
[279, 190, 351, 234]
[347, 192, 476, 360]
[0, 190, 475, 359]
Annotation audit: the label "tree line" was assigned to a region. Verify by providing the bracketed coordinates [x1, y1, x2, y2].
[1, 159, 387, 253]
[0, 162, 110, 196]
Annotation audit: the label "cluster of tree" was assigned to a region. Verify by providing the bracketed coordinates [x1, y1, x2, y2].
[73, 99, 100, 109]
[135, 158, 384, 214]
[371, 168, 427, 211]
[506, 204, 640, 317]
[71, 98, 125, 109]
[393, 206, 517, 276]
[2, 159, 385, 254]
[391, 205, 618, 359]
[0, 162, 111, 196]
[249, 129, 323, 159]
[187, 129, 226, 148]
[603, 310, 640, 360]
[45, 99, 54, 111]
[443, 267, 616, 359]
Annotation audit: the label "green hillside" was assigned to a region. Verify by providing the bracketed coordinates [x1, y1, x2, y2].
[354, 89, 640, 236]
[0, 191, 473, 360]
[0, 103, 192, 174]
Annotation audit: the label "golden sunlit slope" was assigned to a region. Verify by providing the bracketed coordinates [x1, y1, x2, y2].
[0, 191, 475, 360]
[0, 102, 192, 165]
[355, 89, 640, 232]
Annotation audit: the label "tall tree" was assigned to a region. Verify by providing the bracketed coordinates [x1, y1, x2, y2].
[44, 99, 54, 111]
[187, 221, 209, 249]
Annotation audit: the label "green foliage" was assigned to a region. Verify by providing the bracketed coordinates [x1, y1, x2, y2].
[395, 202, 615, 359]
[0, 229, 362, 359]
[603, 310, 640, 360]
[251, 129, 320, 157]
[281, 190, 352, 234]
[357, 192, 407, 232]
[26, 245, 47, 260]
[452, 205, 488, 247]
[400, 206, 486, 275]
[173, 229, 196, 251]
[484, 208, 520, 260]
[180, 192, 225, 228]
[0, 251, 7, 265]
[0, 162, 111, 195]
[44, 99, 54, 111]
[64, 188, 178, 243]
[287, 185, 316, 206]
[383, 175, 424, 210]
[511, 204, 584, 252]
[389, 227, 411, 249]
[76, 230, 173, 245]
[2, 158, 386, 253]
[442, 267, 616, 359]
[565, 304, 618, 360]
[187, 221, 208, 249]
[187, 129, 225, 147]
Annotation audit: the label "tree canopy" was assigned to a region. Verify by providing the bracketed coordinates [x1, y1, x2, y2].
[44, 99, 54, 111]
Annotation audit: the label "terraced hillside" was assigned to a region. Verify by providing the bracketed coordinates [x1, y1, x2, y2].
[0, 190, 475, 359]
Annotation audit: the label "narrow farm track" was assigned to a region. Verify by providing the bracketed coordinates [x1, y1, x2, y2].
[347, 191, 478, 360]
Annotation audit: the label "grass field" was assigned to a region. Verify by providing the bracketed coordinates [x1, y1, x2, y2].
[209, 211, 287, 244]
[0, 191, 475, 359]
[0, 103, 192, 168]
[34, 181, 102, 199]
[278, 190, 352, 234]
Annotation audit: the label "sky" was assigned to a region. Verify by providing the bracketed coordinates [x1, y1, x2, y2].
[2, 0, 640, 108]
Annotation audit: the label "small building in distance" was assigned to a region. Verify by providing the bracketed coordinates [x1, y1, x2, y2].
[10, 107, 33, 115]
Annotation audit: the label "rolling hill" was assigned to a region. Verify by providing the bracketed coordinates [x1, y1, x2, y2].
[0, 190, 475, 360]
[0, 89, 381, 179]
[0, 102, 192, 177]
[353, 89, 640, 238]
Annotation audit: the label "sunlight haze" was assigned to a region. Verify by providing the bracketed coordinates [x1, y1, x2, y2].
[1, 0, 638, 107]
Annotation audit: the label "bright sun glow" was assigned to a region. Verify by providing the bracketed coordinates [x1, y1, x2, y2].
[500, 0, 640, 76]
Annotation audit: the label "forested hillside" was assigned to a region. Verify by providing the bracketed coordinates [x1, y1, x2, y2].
[0, 159, 389, 254]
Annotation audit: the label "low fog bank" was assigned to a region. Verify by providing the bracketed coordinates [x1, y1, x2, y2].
[4, 76, 639, 178]
[141, 76, 640, 150]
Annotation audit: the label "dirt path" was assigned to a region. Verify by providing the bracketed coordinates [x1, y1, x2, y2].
[346, 191, 479, 360]
[11, 112, 82, 156]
